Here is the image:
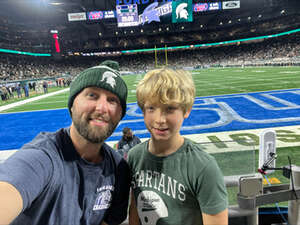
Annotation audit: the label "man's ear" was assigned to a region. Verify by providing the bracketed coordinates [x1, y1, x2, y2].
[183, 107, 192, 119]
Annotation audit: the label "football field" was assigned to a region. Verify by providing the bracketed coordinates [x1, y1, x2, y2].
[1, 66, 300, 206]
[2, 66, 300, 112]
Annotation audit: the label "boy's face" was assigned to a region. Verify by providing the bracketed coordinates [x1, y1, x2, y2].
[143, 100, 191, 143]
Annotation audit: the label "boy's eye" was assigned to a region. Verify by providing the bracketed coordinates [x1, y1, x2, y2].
[166, 106, 177, 112]
[145, 106, 155, 112]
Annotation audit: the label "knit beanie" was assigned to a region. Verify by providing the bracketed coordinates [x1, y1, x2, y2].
[68, 61, 127, 118]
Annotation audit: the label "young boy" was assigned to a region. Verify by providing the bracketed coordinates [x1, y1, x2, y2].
[127, 68, 228, 225]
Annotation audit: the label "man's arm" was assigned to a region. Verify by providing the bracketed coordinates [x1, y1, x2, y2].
[202, 209, 228, 225]
[135, 136, 141, 144]
[0, 181, 23, 225]
[129, 193, 140, 225]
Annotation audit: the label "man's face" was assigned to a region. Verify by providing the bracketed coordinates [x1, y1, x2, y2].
[71, 87, 122, 143]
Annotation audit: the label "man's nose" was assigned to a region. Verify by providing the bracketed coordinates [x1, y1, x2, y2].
[95, 95, 109, 113]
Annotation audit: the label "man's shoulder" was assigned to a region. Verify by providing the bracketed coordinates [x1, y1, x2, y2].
[21, 128, 68, 156]
[23, 130, 59, 148]
[133, 135, 141, 140]
[103, 143, 124, 164]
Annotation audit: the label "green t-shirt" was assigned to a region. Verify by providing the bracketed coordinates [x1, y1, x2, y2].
[127, 138, 228, 225]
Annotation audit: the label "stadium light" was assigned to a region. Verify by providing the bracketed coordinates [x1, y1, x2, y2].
[50, 2, 63, 5]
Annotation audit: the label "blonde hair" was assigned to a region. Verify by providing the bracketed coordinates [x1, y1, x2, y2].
[136, 67, 195, 114]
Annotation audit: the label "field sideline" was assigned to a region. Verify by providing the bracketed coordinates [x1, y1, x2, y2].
[2, 66, 300, 112]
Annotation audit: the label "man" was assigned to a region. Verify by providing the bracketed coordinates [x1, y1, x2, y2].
[0, 60, 130, 225]
[117, 127, 141, 160]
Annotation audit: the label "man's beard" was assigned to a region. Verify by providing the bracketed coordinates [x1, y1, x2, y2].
[72, 112, 119, 144]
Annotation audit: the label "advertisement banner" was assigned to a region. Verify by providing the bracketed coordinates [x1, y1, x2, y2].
[194, 3, 209, 12]
[222, 1, 240, 9]
[67, 12, 87, 21]
[87, 11, 104, 20]
[209, 2, 221, 11]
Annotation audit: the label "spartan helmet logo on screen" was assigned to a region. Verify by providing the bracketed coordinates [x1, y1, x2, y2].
[176, 3, 189, 20]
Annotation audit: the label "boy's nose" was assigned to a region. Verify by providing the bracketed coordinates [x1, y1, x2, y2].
[155, 110, 167, 123]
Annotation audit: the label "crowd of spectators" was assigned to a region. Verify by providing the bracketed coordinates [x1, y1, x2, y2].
[0, 32, 299, 102]
[0, 55, 85, 81]
[119, 32, 300, 70]
[0, 32, 299, 83]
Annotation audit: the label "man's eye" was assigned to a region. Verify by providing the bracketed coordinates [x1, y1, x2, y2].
[108, 97, 119, 104]
[87, 92, 96, 98]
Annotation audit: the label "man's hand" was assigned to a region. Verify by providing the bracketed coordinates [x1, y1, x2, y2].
[0, 181, 23, 225]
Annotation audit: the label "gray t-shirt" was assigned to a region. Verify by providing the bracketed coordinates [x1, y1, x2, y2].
[0, 128, 130, 225]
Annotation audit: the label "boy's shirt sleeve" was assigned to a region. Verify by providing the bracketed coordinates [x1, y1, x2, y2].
[195, 158, 228, 215]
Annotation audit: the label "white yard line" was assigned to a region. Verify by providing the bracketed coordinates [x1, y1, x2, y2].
[0, 88, 69, 112]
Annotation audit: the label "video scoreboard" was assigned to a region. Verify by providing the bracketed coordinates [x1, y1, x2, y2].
[68, 1, 241, 28]
[116, 4, 139, 27]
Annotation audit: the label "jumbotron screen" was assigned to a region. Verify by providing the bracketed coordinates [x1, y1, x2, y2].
[116, 0, 194, 27]
[84, 1, 240, 27]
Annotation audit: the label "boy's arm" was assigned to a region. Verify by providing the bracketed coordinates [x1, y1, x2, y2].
[129, 192, 140, 225]
[0, 181, 23, 224]
[202, 209, 228, 225]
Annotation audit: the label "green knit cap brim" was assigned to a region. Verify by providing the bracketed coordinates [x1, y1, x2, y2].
[68, 62, 127, 118]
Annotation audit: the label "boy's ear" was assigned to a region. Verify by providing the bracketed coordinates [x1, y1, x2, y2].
[183, 108, 192, 119]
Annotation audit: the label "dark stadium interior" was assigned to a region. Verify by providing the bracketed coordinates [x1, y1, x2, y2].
[0, 0, 300, 55]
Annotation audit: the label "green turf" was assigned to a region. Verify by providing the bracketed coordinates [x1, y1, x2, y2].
[0, 87, 67, 108]
[2, 66, 300, 113]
